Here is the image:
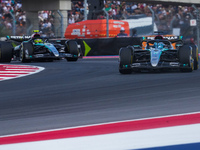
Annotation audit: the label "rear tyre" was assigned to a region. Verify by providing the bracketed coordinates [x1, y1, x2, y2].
[65, 41, 79, 61]
[20, 42, 33, 63]
[0, 41, 13, 63]
[119, 47, 133, 74]
[179, 45, 194, 72]
[190, 44, 198, 70]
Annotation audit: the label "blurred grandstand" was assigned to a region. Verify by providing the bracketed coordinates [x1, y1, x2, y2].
[0, 0, 198, 42]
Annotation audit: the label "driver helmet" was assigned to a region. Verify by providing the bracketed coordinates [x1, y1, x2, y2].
[158, 42, 164, 49]
[153, 42, 157, 48]
[31, 33, 41, 39]
[34, 38, 43, 43]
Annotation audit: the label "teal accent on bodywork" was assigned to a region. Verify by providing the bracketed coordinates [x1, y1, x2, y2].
[150, 50, 163, 58]
[34, 43, 44, 46]
[35, 43, 56, 51]
[123, 65, 128, 68]
[162, 48, 168, 51]
[150, 47, 165, 67]
[133, 45, 141, 49]
[151, 48, 171, 62]
[34, 43, 59, 57]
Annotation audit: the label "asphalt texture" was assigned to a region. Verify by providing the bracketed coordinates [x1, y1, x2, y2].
[0, 58, 200, 136]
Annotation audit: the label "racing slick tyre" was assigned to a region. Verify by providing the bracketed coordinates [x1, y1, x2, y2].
[190, 44, 198, 70]
[0, 41, 13, 63]
[179, 45, 194, 72]
[65, 41, 79, 61]
[20, 42, 33, 63]
[119, 47, 133, 74]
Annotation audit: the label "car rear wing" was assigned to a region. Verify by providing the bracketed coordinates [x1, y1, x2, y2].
[141, 37, 184, 50]
[143, 36, 183, 41]
[6, 35, 31, 42]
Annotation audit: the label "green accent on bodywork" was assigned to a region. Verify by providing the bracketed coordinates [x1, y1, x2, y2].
[11, 42, 17, 48]
[83, 41, 91, 56]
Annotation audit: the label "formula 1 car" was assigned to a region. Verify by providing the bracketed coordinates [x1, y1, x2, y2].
[119, 35, 199, 74]
[0, 31, 79, 63]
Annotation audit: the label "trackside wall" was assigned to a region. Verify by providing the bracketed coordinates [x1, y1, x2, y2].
[50, 37, 142, 56]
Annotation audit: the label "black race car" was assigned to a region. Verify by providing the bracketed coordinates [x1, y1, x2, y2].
[0, 31, 79, 63]
[119, 35, 199, 74]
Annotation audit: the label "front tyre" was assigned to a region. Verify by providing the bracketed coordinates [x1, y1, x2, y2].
[65, 41, 79, 61]
[0, 41, 13, 63]
[179, 45, 194, 72]
[119, 47, 133, 74]
[190, 44, 198, 70]
[20, 42, 33, 63]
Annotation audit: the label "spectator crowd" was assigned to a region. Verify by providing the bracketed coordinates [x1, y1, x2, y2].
[68, 1, 197, 37]
[0, 0, 26, 35]
[38, 10, 55, 37]
[0, 0, 56, 36]
[0, 0, 199, 37]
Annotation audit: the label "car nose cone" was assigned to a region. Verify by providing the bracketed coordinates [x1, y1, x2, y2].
[151, 49, 161, 67]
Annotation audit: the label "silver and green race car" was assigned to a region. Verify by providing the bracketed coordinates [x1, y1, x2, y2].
[0, 32, 79, 63]
[119, 35, 199, 74]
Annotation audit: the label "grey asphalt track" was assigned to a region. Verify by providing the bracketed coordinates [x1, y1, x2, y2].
[0, 58, 200, 136]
